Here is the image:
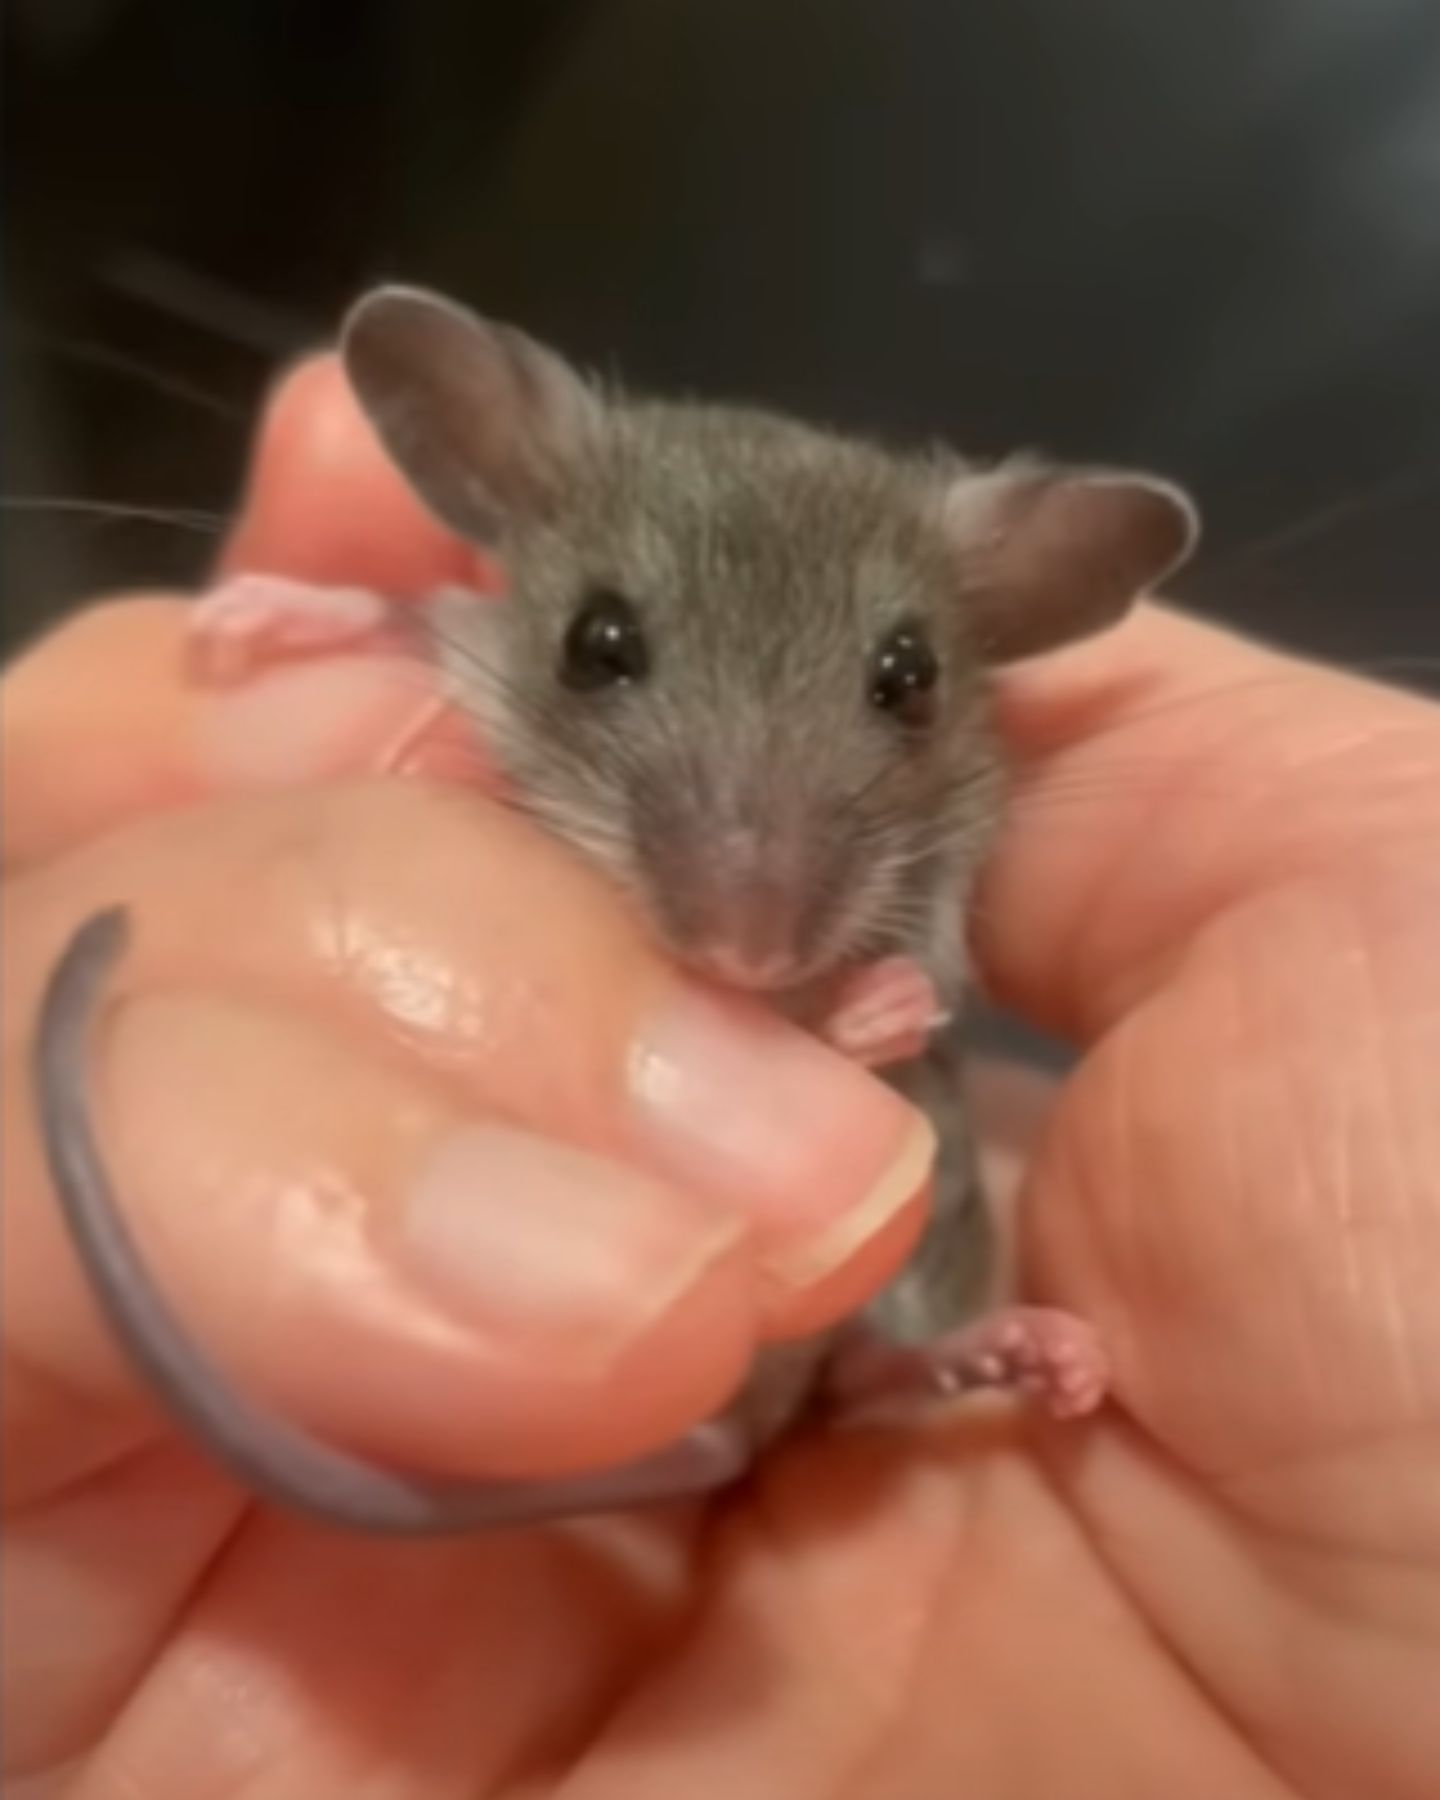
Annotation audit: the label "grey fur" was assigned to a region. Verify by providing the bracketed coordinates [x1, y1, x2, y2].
[423, 399, 1006, 1001]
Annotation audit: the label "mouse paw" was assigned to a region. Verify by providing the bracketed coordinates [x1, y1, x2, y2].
[187, 576, 392, 686]
[824, 1307, 1108, 1423]
[925, 1307, 1109, 1419]
[818, 956, 949, 1067]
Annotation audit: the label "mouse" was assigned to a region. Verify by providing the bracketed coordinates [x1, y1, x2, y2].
[33, 284, 1199, 1535]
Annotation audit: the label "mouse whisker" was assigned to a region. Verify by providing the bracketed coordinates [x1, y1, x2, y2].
[0, 495, 229, 537]
[14, 329, 248, 422]
[415, 613, 556, 733]
[502, 781, 638, 864]
[1000, 663, 1373, 766]
[374, 631, 604, 809]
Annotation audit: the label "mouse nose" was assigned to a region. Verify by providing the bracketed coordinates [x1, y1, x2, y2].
[690, 941, 798, 991]
[637, 816, 818, 990]
[685, 836, 807, 990]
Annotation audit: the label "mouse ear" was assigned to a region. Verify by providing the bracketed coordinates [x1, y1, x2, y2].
[340, 285, 601, 542]
[941, 461, 1199, 664]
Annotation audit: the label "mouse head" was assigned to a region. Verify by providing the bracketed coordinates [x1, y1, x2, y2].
[343, 286, 1198, 992]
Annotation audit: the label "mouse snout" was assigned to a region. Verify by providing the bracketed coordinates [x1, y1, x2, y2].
[687, 891, 804, 991]
[639, 821, 818, 991]
[689, 831, 808, 990]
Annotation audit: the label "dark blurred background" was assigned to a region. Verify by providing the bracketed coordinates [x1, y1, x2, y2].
[6, 0, 1440, 678]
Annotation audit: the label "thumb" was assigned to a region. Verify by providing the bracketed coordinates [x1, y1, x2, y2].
[6, 780, 931, 1503]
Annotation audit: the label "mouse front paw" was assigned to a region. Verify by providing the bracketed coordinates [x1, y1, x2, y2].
[186, 576, 393, 686]
[817, 956, 950, 1068]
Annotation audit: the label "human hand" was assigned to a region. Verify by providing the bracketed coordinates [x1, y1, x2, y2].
[3, 356, 930, 1795]
[8, 353, 1440, 1799]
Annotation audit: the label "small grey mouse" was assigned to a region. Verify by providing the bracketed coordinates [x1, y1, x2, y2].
[34, 285, 1199, 1535]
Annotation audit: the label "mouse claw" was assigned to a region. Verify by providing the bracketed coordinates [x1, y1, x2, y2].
[818, 956, 948, 1068]
[186, 576, 393, 686]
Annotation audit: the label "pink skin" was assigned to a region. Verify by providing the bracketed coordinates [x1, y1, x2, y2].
[186, 576, 393, 685]
[187, 576, 1108, 1422]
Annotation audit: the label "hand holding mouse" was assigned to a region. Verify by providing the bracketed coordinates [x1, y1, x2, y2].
[43, 292, 1203, 1490]
[7, 356, 1440, 1797]
[5, 357, 931, 1782]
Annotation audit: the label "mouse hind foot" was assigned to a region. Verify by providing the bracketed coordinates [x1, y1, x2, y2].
[823, 1306, 1109, 1425]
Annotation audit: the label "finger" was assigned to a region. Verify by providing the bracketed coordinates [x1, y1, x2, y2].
[976, 602, 1440, 1041]
[215, 352, 496, 595]
[2, 595, 481, 872]
[20, 983, 752, 1491]
[4, 346, 502, 871]
[990, 612, 1440, 1479]
[6, 780, 930, 1501]
[998, 622, 1440, 1800]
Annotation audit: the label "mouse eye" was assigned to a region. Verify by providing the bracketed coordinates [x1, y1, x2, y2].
[560, 589, 649, 691]
[869, 623, 939, 727]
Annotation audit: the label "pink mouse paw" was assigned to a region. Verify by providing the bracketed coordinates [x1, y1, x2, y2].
[824, 1307, 1108, 1424]
[187, 576, 391, 686]
[927, 1307, 1109, 1419]
[819, 956, 949, 1067]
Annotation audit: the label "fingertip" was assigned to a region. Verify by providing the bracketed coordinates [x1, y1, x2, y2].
[624, 983, 936, 1336]
[772, 1161, 930, 1338]
[218, 351, 499, 598]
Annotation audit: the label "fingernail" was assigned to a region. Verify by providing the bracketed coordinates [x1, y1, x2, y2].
[627, 987, 935, 1288]
[402, 1124, 742, 1363]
